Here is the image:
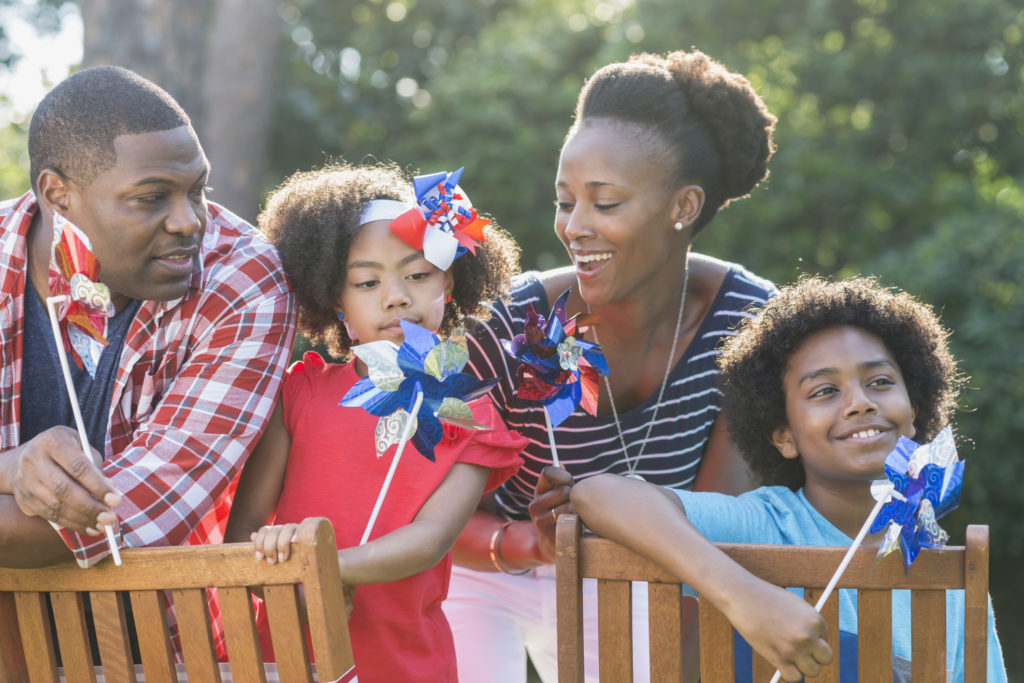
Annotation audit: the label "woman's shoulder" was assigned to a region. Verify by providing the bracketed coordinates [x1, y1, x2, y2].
[690, 253, 777, 309]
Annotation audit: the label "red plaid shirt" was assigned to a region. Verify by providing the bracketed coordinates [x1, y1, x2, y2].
[0, 192, 296, 567]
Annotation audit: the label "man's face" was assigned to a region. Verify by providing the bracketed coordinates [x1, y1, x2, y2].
[63, 126, 210, 309]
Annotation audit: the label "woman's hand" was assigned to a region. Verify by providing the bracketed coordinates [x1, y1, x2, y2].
[527, 466, 574, 563]
[251, 523, 299, 564]
[726, 580, 833, 681]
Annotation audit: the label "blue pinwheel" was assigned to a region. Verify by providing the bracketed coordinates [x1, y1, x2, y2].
[868, 426, 964, 572]
[340, 320, 498, 462]
[501, 288, 609, 466]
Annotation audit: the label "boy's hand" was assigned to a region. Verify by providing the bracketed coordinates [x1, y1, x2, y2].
[251, 523, 299, 564]
[528, 466, 573, 562]
[728, 579, 833, 681]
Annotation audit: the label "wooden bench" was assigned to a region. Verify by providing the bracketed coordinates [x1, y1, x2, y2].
[0, 516, 354, 682]
[555, 513, 989, 682]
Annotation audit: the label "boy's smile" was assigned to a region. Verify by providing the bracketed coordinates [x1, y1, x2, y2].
[772, 325, 917, 494]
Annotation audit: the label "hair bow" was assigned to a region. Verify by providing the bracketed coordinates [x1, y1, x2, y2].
[388, 168, 490, 271]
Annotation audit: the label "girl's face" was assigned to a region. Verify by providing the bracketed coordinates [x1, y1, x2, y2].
[336, 219, 453, 346]
[554, 119, 700, 308]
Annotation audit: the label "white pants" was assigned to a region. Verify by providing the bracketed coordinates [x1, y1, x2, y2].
[443, 564, 650, 683]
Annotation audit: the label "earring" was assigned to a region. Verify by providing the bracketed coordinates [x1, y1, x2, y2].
[445, 292, 453, 304]
[673, 220, 685, 232]
[336, 312, 345, 321]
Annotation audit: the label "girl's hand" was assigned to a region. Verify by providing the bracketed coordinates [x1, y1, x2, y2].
[727, 580, 833, 681]
[251, 523, 299, 564]
[527, 466, 573, 563]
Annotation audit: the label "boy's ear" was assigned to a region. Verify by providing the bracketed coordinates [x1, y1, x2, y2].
[36, 168, 72, 214]
[770, 426, 800, 460]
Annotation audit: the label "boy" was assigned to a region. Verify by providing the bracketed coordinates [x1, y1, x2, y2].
[571, 276, 1006, 682]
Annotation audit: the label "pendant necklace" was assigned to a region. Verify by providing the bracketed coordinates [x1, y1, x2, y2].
[589, 262, 689, 480]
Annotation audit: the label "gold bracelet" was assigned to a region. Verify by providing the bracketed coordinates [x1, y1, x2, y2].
[488, 520, 530, 575]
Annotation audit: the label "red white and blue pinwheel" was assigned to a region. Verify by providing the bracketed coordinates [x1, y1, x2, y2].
[340, 320, 498, 462]
[868, 426, 963, 572]
[501, 288, 608, 467]
[501, 288, 609, 428]
[388, 168, 490, 271]
[48, 211, 115, 377]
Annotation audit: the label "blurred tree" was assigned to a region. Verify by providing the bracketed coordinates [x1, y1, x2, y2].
[79, 0, 279, 222]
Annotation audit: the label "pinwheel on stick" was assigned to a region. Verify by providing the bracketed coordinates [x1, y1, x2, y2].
[45, 211, 121, 565]
[769, 426, 963, 683]
[340, 320, 499, 544]
[501, 288, 609, 468]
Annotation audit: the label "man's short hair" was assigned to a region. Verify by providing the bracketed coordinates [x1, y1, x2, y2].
[28, 66, 192, 193]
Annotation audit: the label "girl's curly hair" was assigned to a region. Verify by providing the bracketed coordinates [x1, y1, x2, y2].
[259, 161, 520, 360]
[718, 276, 964, 490]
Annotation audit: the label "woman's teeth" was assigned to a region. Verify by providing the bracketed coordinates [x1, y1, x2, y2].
[576, 252, 612, 264]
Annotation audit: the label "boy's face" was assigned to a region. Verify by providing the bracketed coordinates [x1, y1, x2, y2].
[771, 325, 916, 490]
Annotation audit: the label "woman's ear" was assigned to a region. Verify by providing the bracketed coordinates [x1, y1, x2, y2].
[770, 426, 800, 460]
[672, 185, 705, 232]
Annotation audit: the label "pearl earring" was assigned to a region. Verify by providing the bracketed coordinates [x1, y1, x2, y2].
[673, 220, 685, 231]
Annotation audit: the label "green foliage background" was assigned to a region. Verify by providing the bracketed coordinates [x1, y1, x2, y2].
[2, 0, 1021, 672]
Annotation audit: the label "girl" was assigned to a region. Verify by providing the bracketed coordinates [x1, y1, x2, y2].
[225, 162, 526, 683]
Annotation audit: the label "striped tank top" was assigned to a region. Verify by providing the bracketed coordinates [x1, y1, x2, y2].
[466, 263, 776, 520]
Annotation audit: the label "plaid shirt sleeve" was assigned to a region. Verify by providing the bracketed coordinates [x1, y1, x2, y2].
[56, 209, 296, 567]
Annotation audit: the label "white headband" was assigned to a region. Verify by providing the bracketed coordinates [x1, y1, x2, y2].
[358, 199, 415, 226]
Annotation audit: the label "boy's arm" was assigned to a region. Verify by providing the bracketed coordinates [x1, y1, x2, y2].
[570, 473, 833, 682]
[337, 461, 490, 585]
[225, 397, 290, 544]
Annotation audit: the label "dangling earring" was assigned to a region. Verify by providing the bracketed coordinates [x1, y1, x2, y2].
[673, 220, 685, 232]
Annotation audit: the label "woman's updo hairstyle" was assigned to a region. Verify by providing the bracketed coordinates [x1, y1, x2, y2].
[573, 49, 777, 234]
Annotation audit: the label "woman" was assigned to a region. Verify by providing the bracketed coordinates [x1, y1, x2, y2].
[444, 49, 778, 682]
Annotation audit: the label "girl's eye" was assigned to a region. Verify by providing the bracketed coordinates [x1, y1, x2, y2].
[354, 279, 378, 289]
[595, 203, 621, 211]
[407, 272, 432, 281]
[868, 376, 896, 387]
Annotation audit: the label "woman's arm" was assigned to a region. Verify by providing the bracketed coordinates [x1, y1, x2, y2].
[224, 397, 290, 544]
[336, 461, 489, 585]
[571, 473, 832, 682]
[693, 410, 757, 495]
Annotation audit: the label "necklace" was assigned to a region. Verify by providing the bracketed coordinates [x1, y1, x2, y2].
[589, 262, 689, 479]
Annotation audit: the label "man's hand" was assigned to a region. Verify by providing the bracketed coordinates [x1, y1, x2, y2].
[1, 426, 120, 535]
[527, 465, 574, 563]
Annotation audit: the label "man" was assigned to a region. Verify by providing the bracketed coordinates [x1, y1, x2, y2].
[0, 66, 295, 568]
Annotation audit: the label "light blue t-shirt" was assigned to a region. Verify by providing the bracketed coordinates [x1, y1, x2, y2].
[672, 486, 1007, 682]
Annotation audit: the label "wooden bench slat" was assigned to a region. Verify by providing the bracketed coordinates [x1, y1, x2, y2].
[219, 586, 266, 683]
[697, 599, 733, 681]
[0, 592, 29, 683]
[89, 591, 135, 683]
[646, 582, 682, 682]
[14, 592, 58, 683]
[129, 590, 176, 682]
[173, 588, 222, 683]
[912, 589, 947, 682]
[264, 584, 312, 682]
[858, 588, 892, 682]
[596, 578, 632, 683]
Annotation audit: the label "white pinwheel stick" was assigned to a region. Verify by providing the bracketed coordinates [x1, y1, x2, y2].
[360, 389, 425, 545]
[45, 295, 122, 566]
[542, 406, 561, 469]
[768, 483, 903, 683]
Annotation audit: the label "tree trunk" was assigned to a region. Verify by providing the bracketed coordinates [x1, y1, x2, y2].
[201, 0, 280, 222]
[80, 0, 278, 223]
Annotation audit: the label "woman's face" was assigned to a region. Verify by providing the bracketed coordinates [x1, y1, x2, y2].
[554, 119, 693, 308]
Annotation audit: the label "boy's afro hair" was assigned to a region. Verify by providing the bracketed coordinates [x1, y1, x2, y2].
[718, 276, 963, 489]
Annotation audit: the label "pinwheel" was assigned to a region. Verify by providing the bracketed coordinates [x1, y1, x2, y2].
[340, 320, 499, 543]
[868, 426, 963, 571]
[388, 167, 490, 271]
[501, 288, 609, 467]
[769, 426, 962, 683]
[44, 211, 121, 565]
